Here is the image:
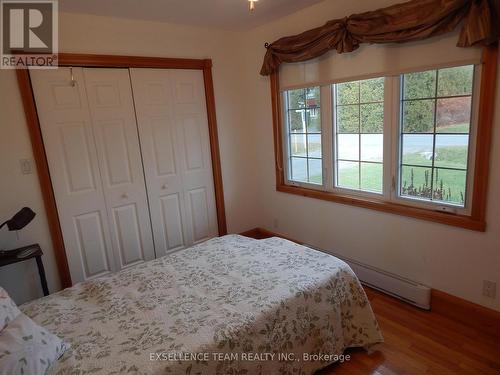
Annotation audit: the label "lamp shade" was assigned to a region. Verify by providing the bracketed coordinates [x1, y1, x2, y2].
[0, 207, 36, 231]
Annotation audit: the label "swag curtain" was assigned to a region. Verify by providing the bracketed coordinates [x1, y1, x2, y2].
[260, 0, 499, 76]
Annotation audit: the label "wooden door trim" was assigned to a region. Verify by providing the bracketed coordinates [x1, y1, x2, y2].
[17, 54, 227, 288]
[57, 54, 208, 69]
[203, 61, 227, 235]
[16, 70, 72, 288]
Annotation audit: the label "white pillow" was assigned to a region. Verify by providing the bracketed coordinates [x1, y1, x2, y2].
[0, 313, 69, 375]
[0, 287, 21, 331]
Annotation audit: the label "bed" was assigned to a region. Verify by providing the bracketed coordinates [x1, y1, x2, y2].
[20, 235, 383, 374]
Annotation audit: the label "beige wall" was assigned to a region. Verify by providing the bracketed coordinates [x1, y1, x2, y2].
[239, 0, 500, 312]
[1, 0, 499, 312]
[0, 12, 260, 304]
[0, 71, 59, 303]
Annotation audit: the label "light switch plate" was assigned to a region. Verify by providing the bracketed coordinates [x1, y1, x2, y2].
[20, 159, 33, 174]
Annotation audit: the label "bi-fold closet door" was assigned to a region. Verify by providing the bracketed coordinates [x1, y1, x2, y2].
[30, 67, 218, 284]
[130, 69, 218, 257]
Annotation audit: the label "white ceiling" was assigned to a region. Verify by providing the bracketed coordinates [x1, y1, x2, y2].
[59, 0, 324, 31]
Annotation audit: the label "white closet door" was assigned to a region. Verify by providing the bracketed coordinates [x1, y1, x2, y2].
[130, 69, 218, 256]
[30, 68, 116, 282]
[83, 68, 156, 268]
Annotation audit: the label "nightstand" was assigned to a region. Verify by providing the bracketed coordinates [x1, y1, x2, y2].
[0, 244, 49, 296]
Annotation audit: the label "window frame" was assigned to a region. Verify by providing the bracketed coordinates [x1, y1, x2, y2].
[331, 77, 391, 200]
[271, 46, 498, 231]
[391, 65, 481, 216]
[283, 87, 327, 190]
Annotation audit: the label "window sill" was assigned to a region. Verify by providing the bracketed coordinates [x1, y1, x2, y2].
[276, 183, 486, 231]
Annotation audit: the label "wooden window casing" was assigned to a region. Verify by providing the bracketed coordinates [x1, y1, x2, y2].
[270, 46, 498, 231]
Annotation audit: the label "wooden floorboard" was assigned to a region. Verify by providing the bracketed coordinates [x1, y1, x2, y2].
[239, 228, 500, 374]
[317, 287, 500, 375]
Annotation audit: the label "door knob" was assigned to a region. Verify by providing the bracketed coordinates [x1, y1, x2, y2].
[161, 184, 168, 190]
[121, 193, 128, 199]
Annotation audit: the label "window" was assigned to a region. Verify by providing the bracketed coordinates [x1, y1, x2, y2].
[334, 78, 385, 193]
[399, 66, 474, 207]
[285, 87, 322, 185]
[279, 62, 488, 227]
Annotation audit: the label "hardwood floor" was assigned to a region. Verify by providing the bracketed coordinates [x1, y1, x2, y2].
[318, 287, 500, 375]
[239, 228, 500, 374]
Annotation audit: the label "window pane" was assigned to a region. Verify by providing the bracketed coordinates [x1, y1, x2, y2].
[285, 86, 322, 187]
[433, 168, 466, 205]
[288, 89, 305, 109]
[361, 134, 383, 162]
[290, 134, 307, 157]
[337, 161, 359, 189]
[361, 103, 383, 133]
[436, 97, 471, 133]
[306, 108, 321, 133]
[334, 77, 384, 194]
[402, 99, 435, 133]
[289, 110, 306, 133]
[337, 81, 359, 105]
[437, 65, 473, 97]
[402, 134, 434, 167]
[338, 134, 359, 161]
[361, 163, 383, 193]
[306, 87, 321, 107]
[400, 165, 433, 200]
[307, 134, 321, 158]
[337, 104, 359, 133]
[434, 135, 469, 169]
[360, 77, 384, 102]
[399, 65, 473, 208]
[291, 157, 307, 182]
[308, 159, 322, 184]
[403, 70, 436, 99]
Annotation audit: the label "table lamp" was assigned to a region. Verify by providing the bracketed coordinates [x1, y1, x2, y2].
[0, 207, 36, 256]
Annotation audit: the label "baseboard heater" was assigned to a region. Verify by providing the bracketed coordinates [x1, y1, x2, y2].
[305, 244, 431, 310]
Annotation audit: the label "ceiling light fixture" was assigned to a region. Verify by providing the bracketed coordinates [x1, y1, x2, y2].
[249, 0, 258, 11]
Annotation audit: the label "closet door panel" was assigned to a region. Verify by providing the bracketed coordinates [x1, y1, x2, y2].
[170, 70, 218, 245]
[130, 69, 188, 256]
[83, 68, 155, 267]
[160, 193, 185, 250]
[74, 211, 111, 277]
[131, 68, 218, 253]
[30, 68, 116, 282]
[187, 188, 210, 242]
[59, 123, 95, 192]
[151, 117, 177, 177]
[100, 119, 132, 185]
[112, 203, 146, 266]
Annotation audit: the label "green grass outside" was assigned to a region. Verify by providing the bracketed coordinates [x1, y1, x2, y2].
[403, 146, 468, 170]
[400, 165, 466, 204]
[308, 146, 467, 204]
[337, 163, 383, 193]
[437, 123, 469, 133]
[309, 174, 323, 184]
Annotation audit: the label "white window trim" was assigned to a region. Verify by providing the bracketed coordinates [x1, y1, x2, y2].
[330, 77, 391, 200]
[390, 65, 481, 216]
[281, 63, 480, 215]
[282, 90, 327, 191]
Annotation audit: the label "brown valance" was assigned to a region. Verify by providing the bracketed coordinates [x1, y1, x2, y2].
[260, 0, 500, 76]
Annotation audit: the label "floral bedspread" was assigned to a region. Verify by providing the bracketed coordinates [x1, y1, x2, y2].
[21, 235, 383, 374]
